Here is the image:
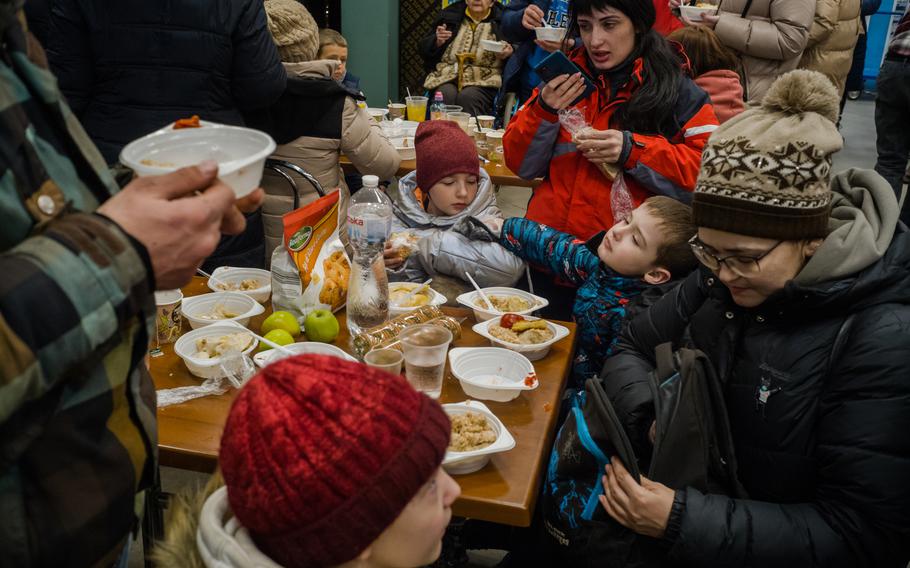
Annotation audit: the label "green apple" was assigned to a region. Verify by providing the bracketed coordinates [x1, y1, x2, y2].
[258, 328, 295, 352]
[304, 309, 340, 343]
[261, 310, 301, 337]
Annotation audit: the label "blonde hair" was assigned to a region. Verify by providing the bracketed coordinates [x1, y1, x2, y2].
[642, 196, 698, 278]
[318, 28, 347, 53]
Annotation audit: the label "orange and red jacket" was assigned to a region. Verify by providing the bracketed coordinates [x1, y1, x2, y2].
[503, 48, 718, 240]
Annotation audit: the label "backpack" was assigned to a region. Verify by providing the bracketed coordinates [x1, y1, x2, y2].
[541, 343, 747, 567]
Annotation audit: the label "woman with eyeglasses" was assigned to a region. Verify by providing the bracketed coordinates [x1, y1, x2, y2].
[593, 70, 910, 566]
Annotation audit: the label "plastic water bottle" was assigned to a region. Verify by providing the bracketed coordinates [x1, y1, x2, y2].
[346, 175, 392, 336]
[430, 91, 446, 120]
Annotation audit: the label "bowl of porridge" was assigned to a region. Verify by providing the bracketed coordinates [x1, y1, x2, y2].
[181, 292, 265, 329]
[206, 267, 271, 303]
[455, 287, 548, 322]
[473, 314, 570, 361]
[442, 401, 515, 475]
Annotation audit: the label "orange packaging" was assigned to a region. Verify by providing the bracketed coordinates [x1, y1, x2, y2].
[271, 191, 351, 315]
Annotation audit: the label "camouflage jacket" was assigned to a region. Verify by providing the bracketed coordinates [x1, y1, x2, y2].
[0, 4, 157, 566]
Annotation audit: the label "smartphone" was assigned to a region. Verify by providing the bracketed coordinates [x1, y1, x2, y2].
[532, 50, 596, 106]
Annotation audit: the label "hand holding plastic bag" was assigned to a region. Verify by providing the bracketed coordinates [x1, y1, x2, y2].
[559, 108, 632, 220]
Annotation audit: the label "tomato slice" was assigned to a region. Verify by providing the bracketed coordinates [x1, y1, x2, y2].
[499, 313, 524, 329]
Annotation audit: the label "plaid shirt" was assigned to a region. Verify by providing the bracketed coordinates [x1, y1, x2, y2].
[888, 4, 910, 58]
[0, 5, 156, 566]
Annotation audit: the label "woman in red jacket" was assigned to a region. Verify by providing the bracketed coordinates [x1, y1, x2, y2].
[503, 0, 717, 317]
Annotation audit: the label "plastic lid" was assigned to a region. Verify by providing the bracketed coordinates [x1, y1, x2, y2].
[362, 174, 379, 187]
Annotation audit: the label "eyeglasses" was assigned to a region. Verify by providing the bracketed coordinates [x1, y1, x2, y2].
[688, 236, 783, 278]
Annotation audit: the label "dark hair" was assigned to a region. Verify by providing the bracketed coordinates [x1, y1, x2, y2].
[667, 26, 739, 78]
[568, 0, 683, 135]
[642, 196, 698, 277]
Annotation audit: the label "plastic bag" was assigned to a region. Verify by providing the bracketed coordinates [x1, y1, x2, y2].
[559, 108, 630, 219]
[156, 377, 228, 407]
[272, 190, 351, 323]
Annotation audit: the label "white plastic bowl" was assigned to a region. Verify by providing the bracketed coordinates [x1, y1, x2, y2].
[443, 400, 516, 475]
[174, 323, 257, 379]
[392, 137, 416, 160]
[367, 107, 388, 122]
[472, 315, 570, 361]
[119, 124, 276, 198]
[388, 282, 448, 317]
[448, 347, 537, 402]
[252, 341, 357, 368]
[535, 26, 566, 42]
[206, 267, 272, 303]
[480, 39, 507, 53]
[181, 292, 265, 329]
[679, 5, 717, 21]
[456, 287, 549, 322]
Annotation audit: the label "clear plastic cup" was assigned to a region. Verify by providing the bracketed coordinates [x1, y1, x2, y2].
[447, 111, 472, 134]
[399, 324, 453, 398]
[406, 96, 428, 122]
[476, 115, 495, 129]
[364, 348, 404, 375]
[444, 105, 463, 115]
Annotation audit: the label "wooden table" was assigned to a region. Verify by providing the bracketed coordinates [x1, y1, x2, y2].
[152, 277, 576, 527]
[340, 155, 542, 189]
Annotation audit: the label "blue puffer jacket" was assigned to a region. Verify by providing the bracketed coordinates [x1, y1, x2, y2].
[500, 217, 648, 390]
[46, 0, 286, 164]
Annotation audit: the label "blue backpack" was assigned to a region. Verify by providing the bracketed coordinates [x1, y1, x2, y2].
[541, 344, 747, 567]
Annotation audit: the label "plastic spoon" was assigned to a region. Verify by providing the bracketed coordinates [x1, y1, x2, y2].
[464, 272, 499, 313]
[197, 267, 230, 290]
[394, 278, 433, 307]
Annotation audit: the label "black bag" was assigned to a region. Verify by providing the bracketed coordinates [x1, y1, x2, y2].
[541, 343, 747, 567]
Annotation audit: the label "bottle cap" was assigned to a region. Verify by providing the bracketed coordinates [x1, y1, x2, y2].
[362, 175, 379, 187]
[434, 91, 444, 100]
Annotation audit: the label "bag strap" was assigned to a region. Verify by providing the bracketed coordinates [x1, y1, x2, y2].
[654, 342, 676, 383]
[740, 0, 754, 18]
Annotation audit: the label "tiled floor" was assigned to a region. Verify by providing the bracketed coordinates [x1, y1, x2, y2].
[131, 95, 880, 568]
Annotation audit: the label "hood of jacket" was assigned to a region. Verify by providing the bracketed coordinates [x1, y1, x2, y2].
[393, 169, 496, 228]
[283, 59, 336, 80]
[196, 487, 282, 568]
[782, 169, 910, 312]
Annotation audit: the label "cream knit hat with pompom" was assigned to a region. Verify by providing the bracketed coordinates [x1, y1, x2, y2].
[264, 0, 319, 63]
[693, 70, 843, 240]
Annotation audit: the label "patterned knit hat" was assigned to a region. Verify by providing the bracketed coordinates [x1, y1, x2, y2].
[219, 354, 451, 568]
[263, 0, 320, 63]
[416, 120, 480, 192]
[693, 70, 842, 240]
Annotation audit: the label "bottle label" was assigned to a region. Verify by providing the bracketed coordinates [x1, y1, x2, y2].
[347, 214, 390, 244]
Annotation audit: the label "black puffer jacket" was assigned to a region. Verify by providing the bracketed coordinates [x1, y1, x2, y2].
[602, 173, 910, 567]
[46, 0, 286, 164]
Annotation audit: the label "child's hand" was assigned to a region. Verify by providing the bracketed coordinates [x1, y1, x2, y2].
[383, 242, 405, 269]
[575, 128, 625, 165]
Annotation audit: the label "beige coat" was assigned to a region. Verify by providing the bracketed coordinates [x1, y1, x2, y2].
[260, 61, 400, 262]
[714, 0, 816, 102]
[798, 0, 861, 96]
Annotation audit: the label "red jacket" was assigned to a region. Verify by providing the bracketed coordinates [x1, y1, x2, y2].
[694, 69, 745, 124]
[653, 0, 684, 35]
[504, 49, 719, 240]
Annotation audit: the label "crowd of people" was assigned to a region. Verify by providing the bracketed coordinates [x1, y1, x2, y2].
[2, 0, 910, 566]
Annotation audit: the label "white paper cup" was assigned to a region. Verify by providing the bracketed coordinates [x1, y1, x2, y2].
[154, 289, 183, 344]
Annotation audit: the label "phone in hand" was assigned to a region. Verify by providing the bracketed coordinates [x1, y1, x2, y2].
[533, 50, 596, 106]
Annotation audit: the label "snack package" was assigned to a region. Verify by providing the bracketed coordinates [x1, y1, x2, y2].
[389, 231, 420, 260]
[271, 190, 351, 321]
[559, 108, 631, 220]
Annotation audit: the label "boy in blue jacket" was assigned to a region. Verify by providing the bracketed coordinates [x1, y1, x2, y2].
[487, 196, 697, 389]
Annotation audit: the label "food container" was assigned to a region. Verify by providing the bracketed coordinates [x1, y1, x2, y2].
[392, 136, 416, 160]
[206, 267, 272, 303]
[252, 341, 357, 368]
[174, 323, 257, 379]
[367, 107, 387, 122]
[479, 39, 507, 53]
[181, 292, 265, 329]
[472, 315, 570, 361]
[448, 347, 537, 402]
[535, 26, 566, 42]
[119, 124, 276, 198]
[456, 287, 549, 322]
[679, 4, 718, 20]
[443, 400, 516, 475]
[389, 282, 448, 317]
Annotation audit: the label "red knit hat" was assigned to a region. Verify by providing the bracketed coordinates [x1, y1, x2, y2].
[415, 120, 480, 192]
[219, 354, 451, 568]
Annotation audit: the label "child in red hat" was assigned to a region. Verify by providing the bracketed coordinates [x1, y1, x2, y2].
[383, 120, 525, 297]
[154, 354, 460, 568]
